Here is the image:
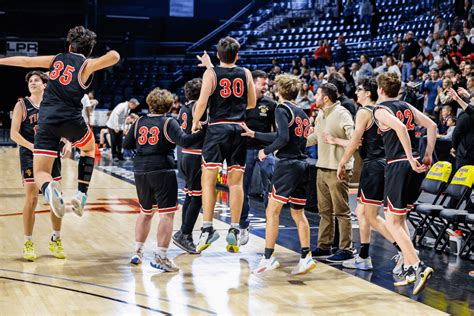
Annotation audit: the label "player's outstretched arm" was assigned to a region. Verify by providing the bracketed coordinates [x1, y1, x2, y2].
[10, 101, 33, 151]
[259, 107, 291, 155]
[82, 50, 120, 82]
[167, 118, 203, 147]
[0, 56, 55, 68]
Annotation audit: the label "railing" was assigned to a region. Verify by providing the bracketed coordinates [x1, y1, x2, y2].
[186, 1, 257, 53]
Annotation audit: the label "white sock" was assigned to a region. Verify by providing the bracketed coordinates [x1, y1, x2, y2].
[230, 223, 240, 231]
[51, 231, 61, 241]
[135, 242, 144, 252]
[156, 247, 167, 259]
[203, 221, 212, 228]
[24, 236, 33, 242]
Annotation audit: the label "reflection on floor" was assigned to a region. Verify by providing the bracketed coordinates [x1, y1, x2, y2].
[98, 154, 474, 315]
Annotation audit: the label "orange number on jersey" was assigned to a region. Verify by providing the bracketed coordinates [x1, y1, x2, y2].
[295, 117, 310, 137]
[137, 126, 160, 145]
[49, 61, 75, 85]
[181, 112, 188, 130]
[219, 78, 245, 98]
[396, 110, 415, 131]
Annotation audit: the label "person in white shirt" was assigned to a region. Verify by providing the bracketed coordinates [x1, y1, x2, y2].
[386, 56, 401, 79]
[106, 98, 139, 161]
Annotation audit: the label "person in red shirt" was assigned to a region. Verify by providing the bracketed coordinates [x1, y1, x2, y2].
[314, 40, 331, 68]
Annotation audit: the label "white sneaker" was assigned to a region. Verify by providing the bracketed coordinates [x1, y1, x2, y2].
[342, 256, 373, 270]
[392, 252, 404, 275]
[291, 254, 317, 275]
[240, 226, 250, 246]
[253, 255, 280, 274]
[71, 191, 87, 216]
[150, 255, 179, 272]
[130, 250, 143, 265]
[44, 181, 65, 218]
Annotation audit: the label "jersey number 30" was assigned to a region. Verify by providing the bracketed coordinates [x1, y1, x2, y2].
[49, 61, 76, 85]
[138, 126, 160, 145]
[219, 78, 244, 98]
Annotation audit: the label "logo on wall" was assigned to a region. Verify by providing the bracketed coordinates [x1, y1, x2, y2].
[6, 41, 38, 57]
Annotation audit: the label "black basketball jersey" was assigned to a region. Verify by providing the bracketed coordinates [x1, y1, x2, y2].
[207, 66, 248, 123]
[39, 52, 93, 124]
[375, 100, 418, 160]
[358, 105, 385, 161]
[275, 101, 309, 160]
[178, 101, 207, 150]
[19, 97, 39, 145]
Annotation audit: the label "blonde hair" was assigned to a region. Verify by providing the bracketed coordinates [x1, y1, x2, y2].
[275, 74, 301, 100]
[146, 87, 174, 114]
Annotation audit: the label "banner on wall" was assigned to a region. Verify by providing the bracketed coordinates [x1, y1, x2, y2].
[6, 41, 38, 56]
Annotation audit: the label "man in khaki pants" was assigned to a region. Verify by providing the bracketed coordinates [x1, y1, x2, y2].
[307, 83, 355, 263]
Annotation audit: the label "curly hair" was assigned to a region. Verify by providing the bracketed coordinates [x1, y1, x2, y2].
[67, 26, 97, 57]
[358, 77, 379, 102]
[25, 71, 48, 84]
[146, 87, 174, 114]
[184, 78, 202, 101]
[275, 74, 301, 101]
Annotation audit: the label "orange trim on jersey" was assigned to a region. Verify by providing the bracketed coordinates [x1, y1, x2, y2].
[359, 190, 383, 206]
[18, 98, 27, 122]
[158, 204, 179, 213]
[182, 149, 202, 155]
[25, 97, 40, 109]
[288, 196, 307, 205]
[33, 149, 58, 158]
[387, 198, 408, 215]
[227, 165, 246, 173]
[72, 128, 93, 148]
[78, 59, 94, 90]
[164, 118, 175, 144]
[270, 186, 289, 204]
[210, 68, 217, 95]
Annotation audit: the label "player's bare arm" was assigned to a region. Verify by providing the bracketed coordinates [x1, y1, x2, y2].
[0, 55, 55, 68]
[10, 101, 34, 151]
[192, 69, 214, 132]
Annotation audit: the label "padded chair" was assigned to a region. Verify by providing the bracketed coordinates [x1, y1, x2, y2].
[459, 212, 474, 258]
[434, 166, 474, 252]
[410, 162, 452, 244]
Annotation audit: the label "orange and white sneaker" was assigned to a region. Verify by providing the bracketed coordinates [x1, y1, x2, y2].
[291, 254, 317, 275]
[252, 255, 280, 274]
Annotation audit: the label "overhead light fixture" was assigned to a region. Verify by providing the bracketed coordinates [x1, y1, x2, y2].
[106, 15, 150, 20]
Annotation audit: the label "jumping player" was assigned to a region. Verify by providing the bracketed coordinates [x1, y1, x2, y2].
[173, 78, 207, 254]
[0, 26, 120, 218]
[10, 71, 70, 261]
[325, 78, 401, 271]
[124, 88, 203, 271]
[240, 74, 316, 275]
[373, 73, 437, 295]
[191, 37, 256, 253]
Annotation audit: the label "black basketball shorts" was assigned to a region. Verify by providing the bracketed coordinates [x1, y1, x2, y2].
[384, 157, 424, 215]
[270, 159, 309, 209]
[134, 169, 178, 215]
[34, 119, 92, 158]
[179, 149, 202, 197]
[202, 123, 246, 172]
[357, 159, 386, 207]
[20, 148, 61, 184]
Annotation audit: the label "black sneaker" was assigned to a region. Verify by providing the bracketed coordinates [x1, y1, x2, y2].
[173, 231, 199, 255]
[413, 264, 433, 295]
[326, 250, 354, 263]
[312, 248, 333, 260]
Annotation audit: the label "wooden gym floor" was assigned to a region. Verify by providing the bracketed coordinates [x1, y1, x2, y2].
[0, 148, 446, 315]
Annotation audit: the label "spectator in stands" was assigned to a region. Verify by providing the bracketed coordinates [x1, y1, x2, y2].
[300, 66, 311, 83]
[308, 70, 320, 89]
[333, 35, 348, 68]
[419, 39, 431, 58]
[306, 83, 354, 262]
[343, 0, 356, 24]
[296, 82, 315, 110]
[438, 105, 454, 134]
[328, 72, 356, 117]
[438, 116, 456, 140]
[369, 0, 380, 38]
[358, 54, 373, 78]
[338, 65, 356, 98]
[459, 36, 474, 56]
[351, 62, 360, 84]
[314, 40, 331, 68]
[386, 56, 401, 78]
[402, 31, 420, 82]
[451, 100, 474, 173]
[300, 57, 309, 73]
[106, 98, 140, 162]
[389, 36, 402, 60]
[433, 16, 448, 38]
[268, 65, 281, 81]
[421, 69, 443, 117]
[359, 0, 373, 25]
[435, 79, 458, 117]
